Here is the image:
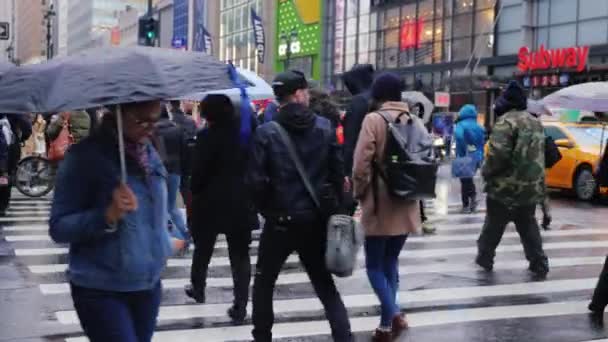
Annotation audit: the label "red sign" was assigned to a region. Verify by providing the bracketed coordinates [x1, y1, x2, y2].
[518, 45, 589, 73]
[400, 20, 424, 50]
[434, 92, 450, 108]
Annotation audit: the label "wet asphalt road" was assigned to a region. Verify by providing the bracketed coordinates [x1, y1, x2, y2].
[1, 165, 608, 342]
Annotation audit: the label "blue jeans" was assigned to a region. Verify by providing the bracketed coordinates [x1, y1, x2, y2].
[70, 282, 162, 342]
[365, 235, 408, 327]
[167, 174, 189, 242]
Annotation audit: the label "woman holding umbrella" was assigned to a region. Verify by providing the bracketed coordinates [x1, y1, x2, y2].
[49, 100, 173, 342]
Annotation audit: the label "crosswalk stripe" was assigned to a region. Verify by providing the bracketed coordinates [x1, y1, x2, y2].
[54, 277, 599, 325]
[64, 300, 597, 342]
[0, 216, 48, 222]
[12, 227, 604, 249]
[1, 224, 48, 232]
[18, 239, 608, 259]
[39, 256, 606, 295]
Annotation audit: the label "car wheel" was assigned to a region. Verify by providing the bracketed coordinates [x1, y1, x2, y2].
[574, 167, 597, 201]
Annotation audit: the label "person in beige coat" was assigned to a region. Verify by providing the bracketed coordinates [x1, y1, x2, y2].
[353, 73, 420, 342]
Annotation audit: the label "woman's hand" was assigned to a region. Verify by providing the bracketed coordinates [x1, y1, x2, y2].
[105, 183, 138, 224]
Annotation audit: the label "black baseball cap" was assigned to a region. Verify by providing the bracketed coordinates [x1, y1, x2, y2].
[272, 70, 309, 99]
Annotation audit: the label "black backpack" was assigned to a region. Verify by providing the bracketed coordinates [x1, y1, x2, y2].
[374, 111, 438, 200]
[545, 135, 562, 169]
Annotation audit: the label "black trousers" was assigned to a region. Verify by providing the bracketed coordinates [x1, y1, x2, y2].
[477, 197, 548, 267]
[591, 256, 608, 311]
[460, 178, 476, 207]
[252, 224, 351, 342]
[190, 229, 251, 310]
[0, 142, 21, 212]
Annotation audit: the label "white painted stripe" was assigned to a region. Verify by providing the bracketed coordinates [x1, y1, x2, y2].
[2, 224, 48, 232]
[4, 234, 51, 242]
[55, 277, 599, 325]
[38, 256, 606, 295]
[0, 217, 48, 222]
[64, 300, 599, 342]
[14, 247, 65, 256]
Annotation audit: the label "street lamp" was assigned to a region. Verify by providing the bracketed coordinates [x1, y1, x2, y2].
[280, 29, 298, 70]
[44, 4, 56, 60]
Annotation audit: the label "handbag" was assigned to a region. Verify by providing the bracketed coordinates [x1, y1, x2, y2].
[48, 114, 73, 162]
[271, 122, 363, 277]
[452, 155, 477, 178]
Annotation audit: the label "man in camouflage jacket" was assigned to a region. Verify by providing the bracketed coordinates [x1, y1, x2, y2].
[476, 81, 549, 277]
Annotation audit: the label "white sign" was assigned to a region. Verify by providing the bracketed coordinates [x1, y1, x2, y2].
[435, 92, 450, 108]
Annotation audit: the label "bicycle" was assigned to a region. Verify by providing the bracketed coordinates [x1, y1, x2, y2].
[15, 155, 55, 198]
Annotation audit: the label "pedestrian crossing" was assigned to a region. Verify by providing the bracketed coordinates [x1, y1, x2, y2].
[2, 192, 608, 341]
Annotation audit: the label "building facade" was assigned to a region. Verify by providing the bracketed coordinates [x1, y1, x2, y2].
[15, 0, 48, 64]
[154, 0, 175, 48]
[0, 0, 14, 62]
[67, 0, 147, 54]
[326, 0, 608, 124]
[118, 5, 141, 47]
[173, 0, 189, 48]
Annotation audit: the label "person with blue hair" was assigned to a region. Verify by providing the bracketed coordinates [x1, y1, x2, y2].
[454, 104, 485, 213]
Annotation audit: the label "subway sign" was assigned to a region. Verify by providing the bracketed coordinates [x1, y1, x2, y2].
[517, 45, 589, 73]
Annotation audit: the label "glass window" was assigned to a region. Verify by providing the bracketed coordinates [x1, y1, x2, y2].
[242, 6, 248, 29]
[536, 27, 549, 48]
[497, 31, 520, 55]
[401, 4, 416, 22]
[537, 0, 549, 26]
[475, 9, 494, 34]
[433, 39, 443, 62]
[444, 0, 454, 17]
[501, 0, 521, 5]
[359, 32, 370, 54]
[498, 5, 522, 32]
[386, 48, 399, 68]
[360, 0, 370, 15]
[549, 23, 576, 48]
[418, 0, 434, 21]
[359, 14, 370, 33]
[579, 0, 608, 20]
[416, 43, 433, 64]
[550, 0, 577, 25]
[455, 0, 474, 14]
[435, 0, 444, 19]
[346, 35, 356, 55]
[453, 13, 473, 38]
[477, 0, 494, 10]
[347, 17, 357, 34]
[345, 53, 356, 70]
[544, 126, 568, 141]
[385, 28, 399, 48]
[444, 16, 453, 39]
[386, 7, 400, 29]
[578, 19, 608, 46]
[452, 37, 472, 61]
[347, 0, 358, 18]
[476, 34, 493, 58]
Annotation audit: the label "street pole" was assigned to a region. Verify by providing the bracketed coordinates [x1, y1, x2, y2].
[44, 4, 56, 60]
[148, 0, 153, 16]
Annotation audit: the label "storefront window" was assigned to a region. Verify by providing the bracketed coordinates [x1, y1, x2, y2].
[549, 24, 576, 48]
[386, 7, 400, 28]
[579, 0, 608, 20]
[578, 19, 608, 46]
[386, 28, 399, 48]
[498, 5, 522, 32]
[452, 37, 472, 61]
[360, 14, 370, 33]
[455, 0, 474, 14]
[453, 13, 473, 38]
[475, 9, 494, 34]
[550, 0, 577, 25]
[477, 0, 494, 10]
[418, 0, 434, 21]
[347, 0, 358, 18]
[360, 0, 371, 15]
[401, 4, 416, 21]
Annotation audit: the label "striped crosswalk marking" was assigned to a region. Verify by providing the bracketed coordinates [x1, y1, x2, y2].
[2, 192, 608, 341]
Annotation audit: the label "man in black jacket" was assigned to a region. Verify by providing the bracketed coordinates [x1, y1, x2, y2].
[342, 64, 374, 214]
[248, 71, 352, 342]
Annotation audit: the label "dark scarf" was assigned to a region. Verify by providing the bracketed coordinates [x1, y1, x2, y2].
[276, 103, 316, 131]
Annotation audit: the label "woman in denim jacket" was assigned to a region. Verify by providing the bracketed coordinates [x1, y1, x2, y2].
[49, 101, 172, 342]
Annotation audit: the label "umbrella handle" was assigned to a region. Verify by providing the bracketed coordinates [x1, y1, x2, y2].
[116, 105, 128, 183]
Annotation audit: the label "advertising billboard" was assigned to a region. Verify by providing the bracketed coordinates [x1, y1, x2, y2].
[275, 0, 323, 80]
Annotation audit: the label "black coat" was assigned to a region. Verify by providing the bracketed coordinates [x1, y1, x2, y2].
[342, 65, 374, 176]
[155, 118, 188, 175]
[248, 103, 344, 225]
[190, 118, 257, 235]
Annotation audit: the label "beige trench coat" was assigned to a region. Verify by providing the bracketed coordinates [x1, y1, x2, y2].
[352, 101, 421, 236]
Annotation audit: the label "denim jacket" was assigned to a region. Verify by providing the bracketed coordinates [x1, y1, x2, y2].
[49, 132, 172, 292]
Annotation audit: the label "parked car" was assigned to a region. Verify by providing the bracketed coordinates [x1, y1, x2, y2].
[543, 121, 608, 200]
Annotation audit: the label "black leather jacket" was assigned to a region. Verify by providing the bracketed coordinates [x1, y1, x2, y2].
[247, 103, 344, 225]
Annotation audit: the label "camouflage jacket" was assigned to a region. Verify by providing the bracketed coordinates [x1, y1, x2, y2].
[482, 110, 545, 208]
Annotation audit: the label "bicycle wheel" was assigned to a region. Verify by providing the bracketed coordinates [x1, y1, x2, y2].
[15, 156, 54, 198]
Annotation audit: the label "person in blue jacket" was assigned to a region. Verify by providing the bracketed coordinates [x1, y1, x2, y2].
[454, 104, 485, 213]
[49, 100, 173, 342]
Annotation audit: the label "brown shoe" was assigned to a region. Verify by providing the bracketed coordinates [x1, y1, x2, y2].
[372, 328, 392, 342]
[392, 314, 409, 337]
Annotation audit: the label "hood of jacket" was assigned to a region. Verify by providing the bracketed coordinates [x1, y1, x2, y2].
[276, 103, 316, 132]
[342, 64, 374, 96]
[494, 81, 527, 117]
[458, 104, 478, 122]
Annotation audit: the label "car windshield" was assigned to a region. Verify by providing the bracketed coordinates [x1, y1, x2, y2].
[566, 126, 608, 148]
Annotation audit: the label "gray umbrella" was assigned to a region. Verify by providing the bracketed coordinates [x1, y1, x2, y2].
[0, 47, 233, 182]
[0, 46, 232, 114]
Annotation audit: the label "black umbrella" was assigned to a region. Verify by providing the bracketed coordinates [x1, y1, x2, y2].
[0, 46, 233, 181]
[0, 61, 14, 76]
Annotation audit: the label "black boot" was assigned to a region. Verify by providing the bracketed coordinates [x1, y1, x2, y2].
[529, 259, 549, 278]
[227, 305, 247, 324]
[469, 195, 478, 214]
[542, 215, 552, 230]
[184, 284, 206, 303]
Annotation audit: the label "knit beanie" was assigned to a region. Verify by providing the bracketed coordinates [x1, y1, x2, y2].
[371, 73, 404, 103]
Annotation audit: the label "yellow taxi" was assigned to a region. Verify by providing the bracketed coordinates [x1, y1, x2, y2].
[543, 122, 608, 200]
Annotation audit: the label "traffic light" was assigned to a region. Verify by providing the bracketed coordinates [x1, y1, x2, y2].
[138, 16, 158, 46]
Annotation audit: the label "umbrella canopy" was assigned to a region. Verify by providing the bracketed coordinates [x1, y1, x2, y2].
[401, 91, 434, 124]
[542, 82, 608, 112]
[0, 61, 14, 75]
[0, 46, 233, 113]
